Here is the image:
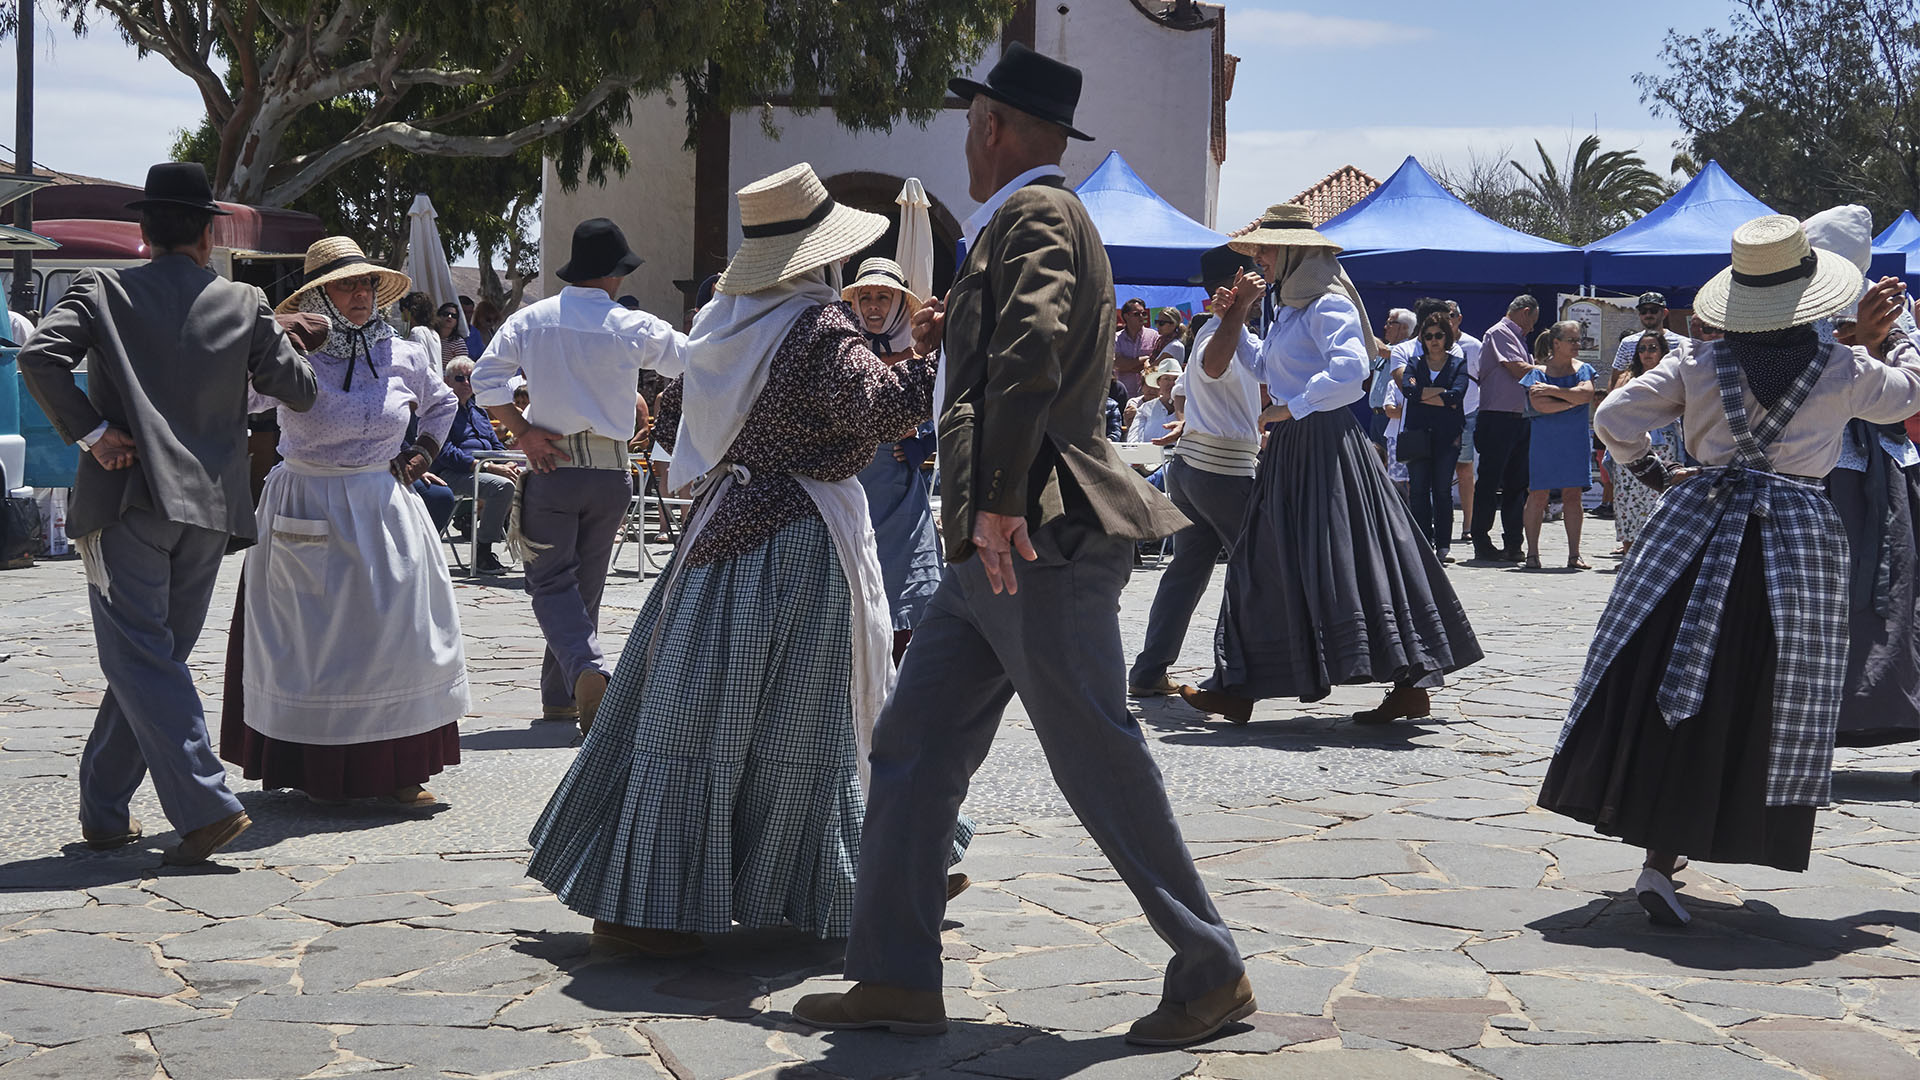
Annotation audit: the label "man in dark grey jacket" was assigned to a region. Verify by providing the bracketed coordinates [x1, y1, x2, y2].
[19, 163, 317, 866]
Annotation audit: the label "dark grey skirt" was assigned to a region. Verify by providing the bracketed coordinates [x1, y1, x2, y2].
[1206, 407, 1482, 701]
[1827, 451, 1920, 747]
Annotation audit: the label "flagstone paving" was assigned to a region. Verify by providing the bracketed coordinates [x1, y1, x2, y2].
[1, 533, 1915, 1079]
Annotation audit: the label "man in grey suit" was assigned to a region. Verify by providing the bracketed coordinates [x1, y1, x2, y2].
[19, 163, 317, 866]
[793, 44, 1253, 1047]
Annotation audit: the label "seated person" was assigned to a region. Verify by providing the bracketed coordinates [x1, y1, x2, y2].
[433, 358, 521, 574]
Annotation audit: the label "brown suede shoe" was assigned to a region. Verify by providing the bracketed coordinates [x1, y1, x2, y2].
[1178, 685, 1253, 724]
[574, 670, 609, 737]
[1127, 676, 1180, 698]
[1125, 973, 1257, 1046]
[162, 810, 251, 867]
[1354, 685, 1431, 725]
[389, 785, 437, 808]
[541, 704, 581, 722]
[82, 815, 142, 850]
[591, 920, 706, 958]
[791, 982, 948, 1036]
[946, 873, 971, 901]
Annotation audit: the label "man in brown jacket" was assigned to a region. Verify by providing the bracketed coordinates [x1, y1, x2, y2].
[794, 43, 1252, 1047]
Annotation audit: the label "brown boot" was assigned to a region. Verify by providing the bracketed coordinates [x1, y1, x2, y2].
[574, 670, 609, 737]
[163, 810, 251, 866]
[1177, 685, 1254, 724]
[591, 920, 705, 958]
[946, 873, 971, 901]
[1354, 684, 1431, 725]
[82, 815, 142, 850]
[791, 983, 948, 1036]
[1125, 973, 1257, 1046]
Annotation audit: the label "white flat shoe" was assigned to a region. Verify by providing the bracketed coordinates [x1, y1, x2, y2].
[1635, 866, 1690, 927]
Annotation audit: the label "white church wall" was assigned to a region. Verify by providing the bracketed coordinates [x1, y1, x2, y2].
[540, 94, 696, 324]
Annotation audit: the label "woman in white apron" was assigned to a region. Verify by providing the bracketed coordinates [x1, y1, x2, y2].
[526, 164, 969, 958]
[222, 237, 469, 807]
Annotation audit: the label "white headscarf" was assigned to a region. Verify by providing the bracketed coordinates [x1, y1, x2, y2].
[1271, 247, 1381, 359]
[671, 266, 839, 487]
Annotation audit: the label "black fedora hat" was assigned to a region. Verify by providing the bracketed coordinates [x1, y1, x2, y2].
[557, 218, 644, 283]
[949, 42, 1093, 142]
[1189, 244, 1253, 288]
[125, 162, 230, 215]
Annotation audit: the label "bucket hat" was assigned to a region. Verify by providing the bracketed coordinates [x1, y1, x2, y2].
[1692, 214, 1864, 333]
[556, 218, 644, 283]
[716, 164, 889, 295]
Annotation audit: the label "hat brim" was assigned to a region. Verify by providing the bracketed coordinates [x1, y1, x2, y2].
[274, 264, 412, 315]
[718, 203, 891, 296]
[947, 79, 1094, 141]
[125, 196, 232, 216]
[841, 274, 926, 312]
[1692, 247, 1863, 333]
[1228, 226, 1342, 256]
[556, 250, 643, 285]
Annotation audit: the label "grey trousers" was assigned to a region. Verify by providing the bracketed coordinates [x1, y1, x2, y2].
[843, 528, 1245, 1002]
[521, 467, 631, 708]
[1129, 458, 1254, 688]
[469, 470, 515, 545]
[78, 507, 245, 835]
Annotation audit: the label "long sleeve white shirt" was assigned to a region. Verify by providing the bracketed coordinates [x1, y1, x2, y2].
[472, 286, 687, 442]
[1251, 293, 1370, 418]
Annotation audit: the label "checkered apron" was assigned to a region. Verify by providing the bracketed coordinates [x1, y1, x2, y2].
[1558, 344, 1849, 807]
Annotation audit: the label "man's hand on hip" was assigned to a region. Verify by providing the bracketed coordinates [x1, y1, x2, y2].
[971, 510, 1038, 596]
[88, 428, 139, 471]
[516, 427, 573, 473]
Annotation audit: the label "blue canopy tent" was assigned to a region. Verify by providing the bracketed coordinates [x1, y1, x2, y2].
[1318, 156, 1586, 286]
[1309, 156, 1582, 337]
[1072, 150, 1221, 307]
[1877, 210, 1920, 251]
[1589, 163, 1906, 300]
[1585, 162, 1773, 294]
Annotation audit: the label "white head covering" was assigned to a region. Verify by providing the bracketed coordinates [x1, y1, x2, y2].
[1802, 204, 1874, 322]
[672, 267, 840, 487]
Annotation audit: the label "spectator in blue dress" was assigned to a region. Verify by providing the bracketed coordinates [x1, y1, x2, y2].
[433, 357, 521, 574]
[1520, 321, 1598, 569]
[1397, 312, 1472, 562]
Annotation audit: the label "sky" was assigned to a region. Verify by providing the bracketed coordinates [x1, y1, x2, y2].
[1212, 0, 1730, 228]
[0, 1, 1737, 229]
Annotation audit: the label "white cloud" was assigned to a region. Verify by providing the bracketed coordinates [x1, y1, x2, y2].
[1229, 10, 1430, 49]
[1218, 124, 1690, 230]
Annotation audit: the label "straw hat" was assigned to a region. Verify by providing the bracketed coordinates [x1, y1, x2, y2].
[717, 164, 889, 295]
[275, 236, 411, 315]
[1692, 214, 1864, 333]
[1229, 203, 1342, 256]
[841, 257, 926, 311]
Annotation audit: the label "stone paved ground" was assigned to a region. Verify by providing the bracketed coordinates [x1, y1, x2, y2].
[1, 529, 1916, 1080]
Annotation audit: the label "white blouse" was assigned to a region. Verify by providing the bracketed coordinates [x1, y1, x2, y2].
[1595, 339, 1920, 477]
[252, 337, 457, 469]
[1251, 293, 1370, 418]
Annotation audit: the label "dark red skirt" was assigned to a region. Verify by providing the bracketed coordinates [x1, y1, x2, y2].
[219, 585, 461, 800]
[1538, 519, 1816, 872]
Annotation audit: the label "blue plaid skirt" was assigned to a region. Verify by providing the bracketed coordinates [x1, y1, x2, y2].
[527, 516, 867, 937]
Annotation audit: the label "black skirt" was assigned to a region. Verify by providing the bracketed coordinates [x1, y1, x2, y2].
[1207, 407, 1482, 701]
[1827, 457, 1920, 747]
[1538, 519, 1816, 871]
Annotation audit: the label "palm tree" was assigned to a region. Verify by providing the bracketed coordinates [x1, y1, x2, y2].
[1511, 135, 1670, 244]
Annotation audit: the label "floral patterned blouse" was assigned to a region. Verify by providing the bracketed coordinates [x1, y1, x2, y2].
[657, 303, 936, 568]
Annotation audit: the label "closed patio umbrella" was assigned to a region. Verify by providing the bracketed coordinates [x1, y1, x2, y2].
[895, 178, 934, 300]
[402, 193, 468, 337]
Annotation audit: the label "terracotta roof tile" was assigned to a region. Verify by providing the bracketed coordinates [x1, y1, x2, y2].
[1287, 165, 1381, 225]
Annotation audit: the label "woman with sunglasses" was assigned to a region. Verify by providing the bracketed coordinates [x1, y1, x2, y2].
[1397, 312, 1472, 562]
[222, 237, 468, 809]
